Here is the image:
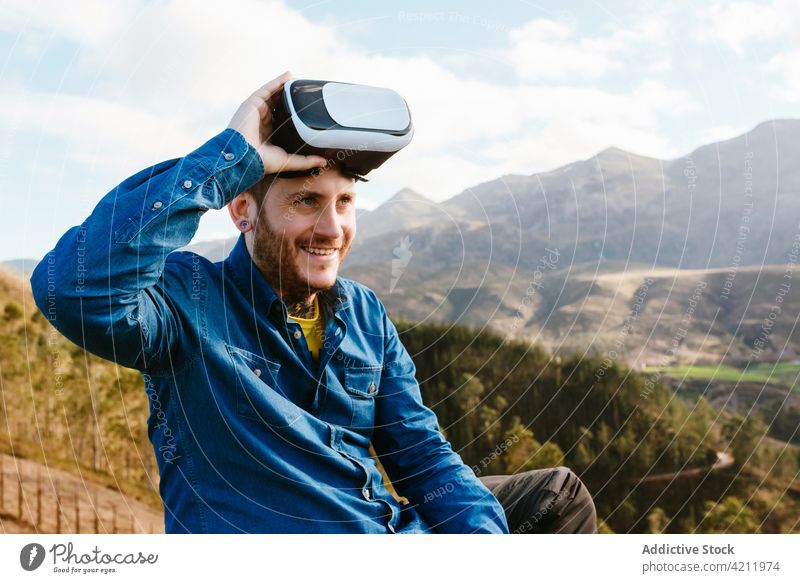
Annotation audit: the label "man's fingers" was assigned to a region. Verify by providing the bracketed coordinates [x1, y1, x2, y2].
[261, 91, 284, 121]
[250, 71, 292, 103]
[257, 98, 271, 120]
[266, 90, 282, 109]
[275, 153, 329, 173]
[239, 72, 331, 175]
[263, 92, 281, 118]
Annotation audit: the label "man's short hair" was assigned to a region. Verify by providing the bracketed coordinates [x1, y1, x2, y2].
[247, 162, 355, 208]
[248, 174, 278, 208]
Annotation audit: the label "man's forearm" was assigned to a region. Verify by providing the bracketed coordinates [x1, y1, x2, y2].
[377, 421, 510, 533]
[30, 129, 264, 369]
[372, 302, 509, 533]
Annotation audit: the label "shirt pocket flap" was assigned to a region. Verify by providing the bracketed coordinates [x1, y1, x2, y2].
[225, 343, 301, 427]
[225, 344, 281, 380]
[343, 365, 382, 398]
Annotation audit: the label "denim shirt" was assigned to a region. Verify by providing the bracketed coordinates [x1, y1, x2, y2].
[30, 128, 509, 534]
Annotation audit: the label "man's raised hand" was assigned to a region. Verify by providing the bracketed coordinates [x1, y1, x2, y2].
[227, 71, 327, 175]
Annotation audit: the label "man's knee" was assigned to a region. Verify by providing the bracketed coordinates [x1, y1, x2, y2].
[548, 466, 597, 533]
[514, 466, 597, 534]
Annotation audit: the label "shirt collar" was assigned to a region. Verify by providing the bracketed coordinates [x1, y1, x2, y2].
[223, 233, 350, 321]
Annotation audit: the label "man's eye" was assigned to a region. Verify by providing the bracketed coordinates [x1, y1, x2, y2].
[338, 196, 353, 206]
[294, 196, 315, 206]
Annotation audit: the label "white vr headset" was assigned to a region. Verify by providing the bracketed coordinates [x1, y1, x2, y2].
[269, 79, 414, 182]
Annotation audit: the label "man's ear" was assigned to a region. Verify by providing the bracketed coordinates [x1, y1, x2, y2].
[228, 191, 259, 233]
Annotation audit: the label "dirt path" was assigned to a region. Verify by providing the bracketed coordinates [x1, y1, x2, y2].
[0, 452, 163, 534]
[635, 451, 735, 484]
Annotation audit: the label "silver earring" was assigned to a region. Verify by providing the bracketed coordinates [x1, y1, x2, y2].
[240, 220, 249, 230]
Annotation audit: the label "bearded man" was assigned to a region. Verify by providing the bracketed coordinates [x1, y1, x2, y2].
[31, 72, 596, 534]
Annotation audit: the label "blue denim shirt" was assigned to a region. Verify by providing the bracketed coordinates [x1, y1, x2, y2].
[30, 128, 509, 534]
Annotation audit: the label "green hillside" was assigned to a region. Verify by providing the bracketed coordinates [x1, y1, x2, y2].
[393, 317, 800, 533]
[1, 266, 798, 533]
[0, 268, 161, 511]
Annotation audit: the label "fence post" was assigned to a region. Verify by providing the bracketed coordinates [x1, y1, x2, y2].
[74, 486, 80, 534]
[93, 492, 99, 534]
[17, 470, 23, 522]
[55, 482, 61, 533]
[112, 505, 117, 534]
[36, 468, 42, 528]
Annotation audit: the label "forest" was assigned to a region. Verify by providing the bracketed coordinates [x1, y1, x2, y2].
[1, 267, 798, 533]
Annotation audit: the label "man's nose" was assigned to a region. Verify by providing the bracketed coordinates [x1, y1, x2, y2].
[313, 199, 344, 241]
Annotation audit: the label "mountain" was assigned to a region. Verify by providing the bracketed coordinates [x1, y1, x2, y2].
[346, 259, 800, 368]
[350, 119, 800, 272]
[354, 188, 439, 240]
[171, 119, 800, 364]
[2, 259, 38, 276]
[337, 120, 800, 364]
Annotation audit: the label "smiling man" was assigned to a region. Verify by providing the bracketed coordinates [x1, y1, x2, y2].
[31, 72, 596, 534]
[227, 162, 358, 367]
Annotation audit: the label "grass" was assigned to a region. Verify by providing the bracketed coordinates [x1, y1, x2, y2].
[0, 433, 163, 510]
[644, 362, 800, 389]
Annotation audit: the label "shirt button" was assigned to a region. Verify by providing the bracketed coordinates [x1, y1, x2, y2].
[151, 201, 163, 210]
[293, 330, 302, 339]
[183, 179, 193, 189]
[223, 151, 235, 161]
[362, 488, 371, 501]
[253, 368, 262, 377]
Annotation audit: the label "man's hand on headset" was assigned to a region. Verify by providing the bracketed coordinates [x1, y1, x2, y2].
[227, 71, 327, 175]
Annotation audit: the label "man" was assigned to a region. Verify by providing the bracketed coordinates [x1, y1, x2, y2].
[31, 72, 596, 534]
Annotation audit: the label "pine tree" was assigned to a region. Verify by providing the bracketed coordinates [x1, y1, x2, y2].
[696, 497, 758, 533]
[646, 507, 671, 533]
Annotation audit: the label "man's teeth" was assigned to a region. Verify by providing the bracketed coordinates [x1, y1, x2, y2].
[302, 246, 337, 256]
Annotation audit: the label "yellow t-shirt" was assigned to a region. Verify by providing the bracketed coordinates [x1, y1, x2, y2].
[287, 295, 324, 364]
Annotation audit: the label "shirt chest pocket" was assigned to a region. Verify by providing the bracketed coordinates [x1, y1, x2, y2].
[343, 365, 382, 430]
[225, 344, 302, 428]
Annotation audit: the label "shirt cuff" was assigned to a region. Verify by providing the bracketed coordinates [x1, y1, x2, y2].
[185, 128, 266, 205]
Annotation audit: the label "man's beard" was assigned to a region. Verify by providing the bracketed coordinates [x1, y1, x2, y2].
[250, 212, 350, 302]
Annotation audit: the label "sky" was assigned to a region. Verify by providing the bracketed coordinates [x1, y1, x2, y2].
[1, 0, 798, 261]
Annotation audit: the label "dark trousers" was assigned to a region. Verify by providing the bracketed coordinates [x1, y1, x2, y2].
[479, 466, 597, 533]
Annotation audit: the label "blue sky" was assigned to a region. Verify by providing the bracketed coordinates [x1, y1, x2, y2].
[1, 0, 798, 261]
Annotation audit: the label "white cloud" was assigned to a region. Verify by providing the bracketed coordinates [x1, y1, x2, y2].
[506, 14, 669, 82]
[765, 50, 800, 102]
[648, 58, 671, 74]
[1, 0, 700, 250]
[700, 125, 745, 144]
[359, 147, 510, 204]
[0, 0, 134, 45]
[508, 19, 620, 81]
[688, 1, 800, 101]
[694, 1, 789, 54]
[632, 80, 696, 116]
[0, 80, 202, 171]
[479, 114, 680, 174]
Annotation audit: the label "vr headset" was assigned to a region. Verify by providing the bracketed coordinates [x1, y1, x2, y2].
[268, 79, 414, 182]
